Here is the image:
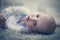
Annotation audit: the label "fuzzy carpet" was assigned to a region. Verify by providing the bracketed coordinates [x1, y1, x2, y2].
[0, 27, 60, 40]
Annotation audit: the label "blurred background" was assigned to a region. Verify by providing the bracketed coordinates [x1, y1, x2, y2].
[0, 0, 60, 24]
[0, 0, 60, 40]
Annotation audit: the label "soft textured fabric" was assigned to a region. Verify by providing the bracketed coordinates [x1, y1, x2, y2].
[1, 6, 31, 33]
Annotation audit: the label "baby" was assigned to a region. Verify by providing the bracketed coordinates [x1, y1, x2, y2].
[0, 6, 32, 33]
[0, 6, 56, 34]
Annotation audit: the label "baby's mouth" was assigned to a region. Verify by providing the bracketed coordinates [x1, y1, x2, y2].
[27, 16, 30, 21]
[17, 16, 30, 23]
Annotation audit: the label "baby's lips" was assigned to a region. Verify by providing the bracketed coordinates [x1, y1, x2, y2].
[21, 16, 30, 22]
[26, 16, 30, 21]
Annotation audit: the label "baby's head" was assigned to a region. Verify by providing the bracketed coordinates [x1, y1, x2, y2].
[23, 12, 56, 34]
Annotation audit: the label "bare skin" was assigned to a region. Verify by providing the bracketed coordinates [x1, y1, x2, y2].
[22, 12, 56, 34]
[0, 14, 6, 29]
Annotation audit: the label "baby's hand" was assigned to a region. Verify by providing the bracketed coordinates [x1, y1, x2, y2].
[0, 14, 6, 28]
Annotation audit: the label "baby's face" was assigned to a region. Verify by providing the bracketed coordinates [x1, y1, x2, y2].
[23, 12, 41, 30]
[22, 12, 56, 34]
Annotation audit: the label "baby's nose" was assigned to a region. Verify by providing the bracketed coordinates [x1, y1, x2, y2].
[29, 16, 37, 21]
